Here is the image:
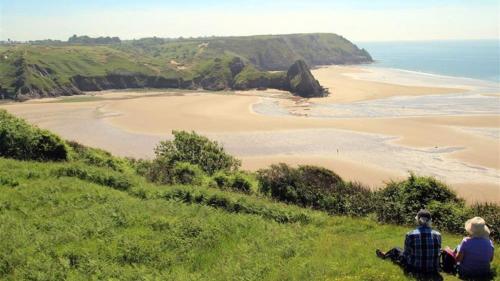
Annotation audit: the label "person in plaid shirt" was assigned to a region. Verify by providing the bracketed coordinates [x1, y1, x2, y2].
[376, 210, 442, 274]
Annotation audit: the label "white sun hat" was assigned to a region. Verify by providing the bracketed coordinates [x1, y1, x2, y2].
[465, 217, 490, 238]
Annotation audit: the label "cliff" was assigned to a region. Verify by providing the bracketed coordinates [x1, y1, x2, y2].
[286, 60, 328, 98]
[0, 33, 364, 100]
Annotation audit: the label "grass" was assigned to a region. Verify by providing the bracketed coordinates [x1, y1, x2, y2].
[0, 158, 498, 280]
[0, 33, 371, 99]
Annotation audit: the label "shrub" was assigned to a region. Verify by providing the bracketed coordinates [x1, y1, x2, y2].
[126, 157, 153, 177]
[257, 163, 373, 216]
[230, 173, 252, 194]
[67, 141, 129, 172]
[153, 130, 240, 175]
[427, 200, 469, 234]
[53, 164, 132, 190]
[0, 109, 69, 161]
[212, 171, 231, 188]
[211, 171, 252, 194]
[374, 173, 462, 225]
[171, 162, 204, 185]
[468, 203, 500, 241]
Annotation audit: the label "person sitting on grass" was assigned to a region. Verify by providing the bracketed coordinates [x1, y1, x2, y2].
[376, 209, 442, 275]
[450, 217, 494, 279]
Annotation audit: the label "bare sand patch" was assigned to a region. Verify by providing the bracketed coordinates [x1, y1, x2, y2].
[310, 66, 465, 103]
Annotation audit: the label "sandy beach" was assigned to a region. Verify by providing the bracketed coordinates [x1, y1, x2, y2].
[2, 66, 499, 203]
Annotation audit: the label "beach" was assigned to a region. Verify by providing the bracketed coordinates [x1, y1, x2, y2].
[2, 66, 499, 203]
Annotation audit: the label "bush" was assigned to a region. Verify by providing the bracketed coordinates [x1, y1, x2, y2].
[211, 171, 252, 193]
[374, 173, 462, 225]
[257, 163, 373, 216]
[0, 109, 69, 161]
[53, 164, 132, 190]
[230, 173, 252, 193]
[171, 162, 204, 185]
[427, 201, 469, 234]
[67, 141, 129, 172]
[153, 130, 240, 175]
[468, 203, 500, 241]
[126, 158, 153, 177]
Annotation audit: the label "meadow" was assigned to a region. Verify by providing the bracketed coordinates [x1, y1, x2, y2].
[0, 110, 498, 280]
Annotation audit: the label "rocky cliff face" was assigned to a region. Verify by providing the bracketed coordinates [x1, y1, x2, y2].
[232, 59, 328, 98]
[286, 60, 328, 98]
[71, 74, 194, 92]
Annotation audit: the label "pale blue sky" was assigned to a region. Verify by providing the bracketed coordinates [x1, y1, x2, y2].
[1, 0, 498, 41]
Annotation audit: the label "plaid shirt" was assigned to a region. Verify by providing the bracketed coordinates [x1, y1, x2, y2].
[403, 226, 441, 272]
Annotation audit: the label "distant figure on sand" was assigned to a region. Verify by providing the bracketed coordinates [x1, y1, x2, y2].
[376, 210, 441, 275]
[446, 217, 494, 279]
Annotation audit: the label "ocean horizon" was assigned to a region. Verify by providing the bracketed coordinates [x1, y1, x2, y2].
[358, 40, 500, 83]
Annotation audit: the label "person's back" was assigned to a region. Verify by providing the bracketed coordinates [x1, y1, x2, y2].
[376, 209, 442, 275]
[456, 217, 495, 278]
[404, 225, 441, 273]
[458, 237, 494, 275]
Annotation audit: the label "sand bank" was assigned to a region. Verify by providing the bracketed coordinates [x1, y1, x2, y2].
[310, 66, 465, 103]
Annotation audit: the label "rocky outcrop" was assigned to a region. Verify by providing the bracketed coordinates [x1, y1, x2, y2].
[232, 74, 288, 91]
[286, 60, 328, 98]
[229, 57, 245, 77]
[233, 59, 328, 98]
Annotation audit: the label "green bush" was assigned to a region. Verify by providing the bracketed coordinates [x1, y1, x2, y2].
[53, 164, 132, 190]
[375, 173, 462, 226]
[0, 109, 69, 161]
[171, 162, 204, 185]
[257, 164, 373, 216]
[468, 203, 500, 241]
[153, 130, 240, 175]
[67, 141, 129, 172]
[427, 200, 469, 234]
[211, 171, 253, 193]
[230, 173, 252, 193]
[212, 171, 231, 188]
[126, 157, 153, 177]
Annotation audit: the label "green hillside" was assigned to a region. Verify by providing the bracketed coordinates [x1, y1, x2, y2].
[0, 110, 498, 280]
[0, 33, 370, 100]
[118, 33, 372, 70]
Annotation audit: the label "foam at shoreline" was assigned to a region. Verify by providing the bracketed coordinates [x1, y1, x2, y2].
[346, 66, 500, 92]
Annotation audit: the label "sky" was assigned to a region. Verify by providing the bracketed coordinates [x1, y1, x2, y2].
[0, 0, 499, 42]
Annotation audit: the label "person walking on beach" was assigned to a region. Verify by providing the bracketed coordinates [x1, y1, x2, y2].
[451, 217, 494, 279]
[376, 209, 442, 275]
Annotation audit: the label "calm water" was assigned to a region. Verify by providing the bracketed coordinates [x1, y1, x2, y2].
[359, 40, 500, 83]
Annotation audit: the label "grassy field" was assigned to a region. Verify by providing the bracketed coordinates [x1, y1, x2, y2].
[0, 111, 497, 280]
[1, 158, 498, 280]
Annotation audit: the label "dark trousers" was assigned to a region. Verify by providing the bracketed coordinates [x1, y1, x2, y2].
[382, 247, 406, 265]
[382, 248, 442, 279]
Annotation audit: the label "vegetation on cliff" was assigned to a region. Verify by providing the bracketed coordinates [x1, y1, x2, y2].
[0, 111, 497, 280]
[0, 33, 366, 100]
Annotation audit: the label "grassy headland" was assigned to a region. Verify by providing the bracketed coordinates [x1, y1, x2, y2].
[0, 33, 370, 100]
[0, 110, 498, 280]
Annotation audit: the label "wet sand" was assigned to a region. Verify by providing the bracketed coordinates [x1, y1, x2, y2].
[1, 66, 498, 203]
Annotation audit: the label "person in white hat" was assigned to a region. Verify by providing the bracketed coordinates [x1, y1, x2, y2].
[455, 217, 494, 278]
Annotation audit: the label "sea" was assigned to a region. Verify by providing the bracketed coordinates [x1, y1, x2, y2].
[358, 40, 500, 83]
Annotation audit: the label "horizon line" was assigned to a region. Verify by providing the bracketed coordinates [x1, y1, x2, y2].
[1, 33, 499, 43]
